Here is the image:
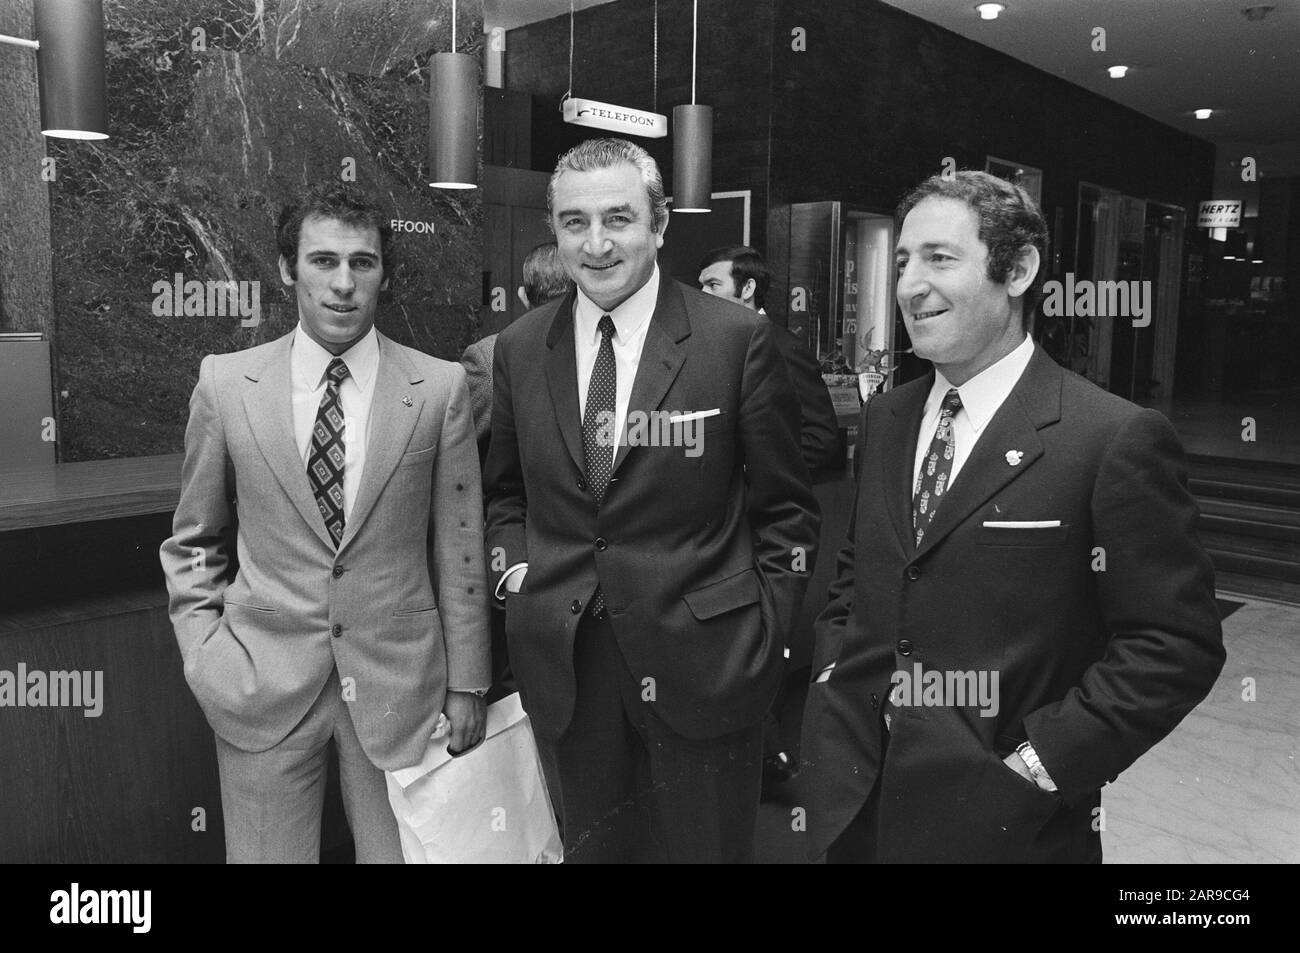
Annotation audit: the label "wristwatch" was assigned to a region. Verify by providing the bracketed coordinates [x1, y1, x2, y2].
[1015, 741, 1058, 793]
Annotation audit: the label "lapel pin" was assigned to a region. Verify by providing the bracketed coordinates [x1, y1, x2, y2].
[1005, 450, 1024, 466]
[401, 396, 413, 407]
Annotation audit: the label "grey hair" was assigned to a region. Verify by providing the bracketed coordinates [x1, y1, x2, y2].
[546, 138, 669, 233]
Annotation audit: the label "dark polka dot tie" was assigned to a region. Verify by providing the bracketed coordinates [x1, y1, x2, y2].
[308, 357, 350, 548]
[912, 388, 962, 547]
[581, 314, 616, 616]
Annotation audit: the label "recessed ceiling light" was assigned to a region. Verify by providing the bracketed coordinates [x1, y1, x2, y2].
[1252, 259, 1264, 264]
[1194, 108, 1213, 119]
[975, 3, 1005, 20]
[1108, 65, 1129, 79]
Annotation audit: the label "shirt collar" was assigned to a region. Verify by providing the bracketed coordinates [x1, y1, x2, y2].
[292, 324, 380, 390]
[574, 265, 660, 346]
[929, 333, 1035, 433]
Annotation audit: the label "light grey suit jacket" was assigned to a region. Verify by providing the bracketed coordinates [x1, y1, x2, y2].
[460, 333, 497, 443]
[160, 330, 491, 771]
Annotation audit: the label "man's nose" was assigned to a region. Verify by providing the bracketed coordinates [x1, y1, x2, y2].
[331, 263, 356, 294]
[582, 227, 613, 257]
[896, 259, 928, 304]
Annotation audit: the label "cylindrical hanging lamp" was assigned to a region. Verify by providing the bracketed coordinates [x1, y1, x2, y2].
[35, 0, 109, 139]
[428, 0, 477, 189]
[672, 104, 712, 212]
[672, 0, 710, 212]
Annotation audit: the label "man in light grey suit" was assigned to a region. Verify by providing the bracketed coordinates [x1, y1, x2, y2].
[160, 185, 490, 863]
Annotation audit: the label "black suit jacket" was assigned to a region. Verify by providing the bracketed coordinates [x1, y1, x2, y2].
[767, 321, 840, 473]
[800, 346, 1224, 862]
[484, 272, 821, 741]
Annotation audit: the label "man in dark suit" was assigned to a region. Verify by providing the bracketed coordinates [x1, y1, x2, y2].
[699, 244, 840, 787]
[800, 171, 1225, 863]
[484, 138, 820, 863]
[698, 245, 840, 472]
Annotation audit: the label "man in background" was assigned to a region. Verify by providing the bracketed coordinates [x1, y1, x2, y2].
[699, 244, 840, 788]
[161, 185, 490, 862]
[461, 241, 573, 452]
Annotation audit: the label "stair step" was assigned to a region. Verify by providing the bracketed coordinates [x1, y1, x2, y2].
[1201, 530, 1300, 561]
[1206, 548, 1300, 583]
[1198, 498, 1300, 530]
[1214, 571, 1300, 607]
[1191, 479, 1300, 508]
[1200, 515, 1300, 545]
[1187, 453, 1300, 490]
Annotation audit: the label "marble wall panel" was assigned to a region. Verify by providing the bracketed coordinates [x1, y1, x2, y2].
[46, 0, 483, 461]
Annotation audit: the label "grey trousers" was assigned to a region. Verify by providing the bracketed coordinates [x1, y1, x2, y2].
[213, 667, 404, 863]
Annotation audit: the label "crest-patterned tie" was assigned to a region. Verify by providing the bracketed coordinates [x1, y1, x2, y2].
[580, 314, 616, 616]
[912, 388, 962, 547]
[308, 357, 350, 548]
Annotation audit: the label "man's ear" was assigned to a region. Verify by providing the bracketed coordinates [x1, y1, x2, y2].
[1006, 244, 1041, 299]
[278, 255, 296, 286]
[517, 286, 531, 309]
[654, 215, 668, 248]
[740, 278, 757, 305]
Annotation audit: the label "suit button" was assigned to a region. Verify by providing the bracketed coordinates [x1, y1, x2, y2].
[905, 565, 921, 581]
[577, 477, 589, 492]
[332, 565, 344, 579]
[570, 600, 583, 614]
[332, 623, 343, 638]
[897, 639, 913, 656]
[595, 537, 608, 551]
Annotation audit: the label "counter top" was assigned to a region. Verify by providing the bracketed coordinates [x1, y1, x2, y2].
[0, 454, 183, 533]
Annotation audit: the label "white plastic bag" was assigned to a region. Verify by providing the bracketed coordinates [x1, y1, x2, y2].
[386, 692, 563, 864]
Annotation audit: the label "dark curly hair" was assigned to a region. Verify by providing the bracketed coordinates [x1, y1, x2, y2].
[895, 170, 1047, 316]
[276, 184, 395, 284]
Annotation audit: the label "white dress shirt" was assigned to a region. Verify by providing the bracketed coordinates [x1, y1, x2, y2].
[291, 324, 380, 522]
[573, 264, 659, 472]
[911, 334, 1035, 493]
[496, 267, 660, 600]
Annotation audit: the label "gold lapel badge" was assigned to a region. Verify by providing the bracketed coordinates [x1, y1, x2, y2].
[402, 396, 413, 407]
[1005, 450, 1024, 466]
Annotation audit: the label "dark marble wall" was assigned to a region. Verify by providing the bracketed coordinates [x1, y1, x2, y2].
[45, 0, 484, 461]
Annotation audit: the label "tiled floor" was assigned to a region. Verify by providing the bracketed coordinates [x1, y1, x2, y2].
[756, 594, 1300, 863]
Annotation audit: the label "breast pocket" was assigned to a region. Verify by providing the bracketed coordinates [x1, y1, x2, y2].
[398, 445, 436, 468]
[976, 523, 1070, 548]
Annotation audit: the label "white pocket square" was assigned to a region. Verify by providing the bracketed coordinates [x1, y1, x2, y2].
[982, 520, 1062, 528]
[814, 662, 837, 683]
[668, 409, 720, 423]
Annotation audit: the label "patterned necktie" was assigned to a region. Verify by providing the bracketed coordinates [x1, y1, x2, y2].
[912, 388, 962, 547]
[308, 357, 350, 548]
[580, 314, 617, 616]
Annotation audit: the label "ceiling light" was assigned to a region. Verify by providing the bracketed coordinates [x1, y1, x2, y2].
[1252, 259, 1264, 264]
[1194, 108, 1213, 119]
[1108, 65, 1128, 79]
[975, 3, 1004, 20]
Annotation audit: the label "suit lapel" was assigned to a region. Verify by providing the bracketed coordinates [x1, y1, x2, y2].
[544, 291, 586, 477]
[882, 376, 931, 555]
[242, 332, 335, 551]
[912, 347, 1063, 557]
[613, 273, 689, 474]
[339, 333, 424, 552]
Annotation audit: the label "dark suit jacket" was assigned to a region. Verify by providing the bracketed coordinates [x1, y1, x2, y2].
[483, 272, 821, 742]
[800, 346, 1224, 862]
[767, 321, 840, 473]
